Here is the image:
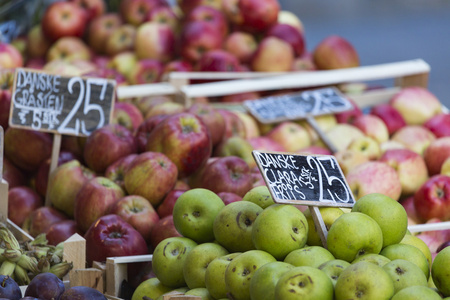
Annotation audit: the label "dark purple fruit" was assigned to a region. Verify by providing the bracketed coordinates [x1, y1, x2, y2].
[437, 240, 450, 253]
[60, 286, 107, 300]
[20, 297, 44, 300]
[24, 273, 65, 300]
[0, 275, 22, 300]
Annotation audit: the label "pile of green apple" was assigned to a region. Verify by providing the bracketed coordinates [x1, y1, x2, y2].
[132, 188, 450, 300]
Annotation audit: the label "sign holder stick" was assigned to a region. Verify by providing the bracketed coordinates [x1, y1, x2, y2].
[0, 126, 8, 224]
[45, 133, 62, 206]
[306, 115, 338, 153]
[309, 206, 328, 249]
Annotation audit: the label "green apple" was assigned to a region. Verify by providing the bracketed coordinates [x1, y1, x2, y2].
[284, 246, 335, 268]
[131, 277, 172, 300]
[183, 242, 229, 289]
[391, 285, 442, 300]
[274, 266, 334, 300]
[380, 243, 430, 280]
[351, 253, 391, 267]
[252, 204, 308, 260]
[327, 212, 383, 262]
[215, 136, 256, 168]
[302, 207, 344, 246]
[335, 261, 394, 300]
[242, 186, 275, 209]
[205, 253, 242, 300]
[249, 261, 294, 300]
[318, 259, 351, 287]
[351, 193, 408, 248]
[213, 201, 263, 252]
[173, 188, 225, 243]
[152, 237, 198, 288]
[431, 246, 450, 296]
[383, 259, 428, 294]
[225, 250, 276, 300]
[185, 287, 214, 300]
[400, 234, 433, 268]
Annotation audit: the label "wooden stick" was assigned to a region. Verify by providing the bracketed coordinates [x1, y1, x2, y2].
[0, 179, 8, 223]
[116, 83, 177, 99]
[0, 126, 3, 180]
[168, 71, 287, 80]
[408, 221, 450, 233]
[306, 116, 338, 153]
[309, 206, 328, 249]
[45, 133, 61, 206]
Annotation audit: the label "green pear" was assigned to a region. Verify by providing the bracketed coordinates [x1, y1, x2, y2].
[383, 259, 428, 294]
[327, 212, 383, 262]
[131, 277, 172, 300]
[205, 253, 241, 300]
[225, 250, 276, 300]
[391, 285, 442, 300]
[284, 246, 335, 268]
[318, 259, 351, 287]
[380, 243, 430, 280]
[401, 234, 432, 268]
[213, 201, 263, 252]
[302, 207, 344, 246]
[352, 193, 408, 248]
[275, 266, 334, 300]
[352, 253, 391, 267]
[335, 261, 394, 300]
[185, 287, 214, 300]
[242, 185, 275, 209]
[252, 204, 308, 260]
[183, 243, 229, 289]
[431, 246, 450, 297]
[249, 261, 294, 300]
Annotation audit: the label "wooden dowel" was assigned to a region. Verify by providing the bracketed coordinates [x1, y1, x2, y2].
[309, 206, 328, 249]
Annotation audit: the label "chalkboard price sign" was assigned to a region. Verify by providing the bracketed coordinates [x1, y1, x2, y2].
[252, 150, 355, 207]
[244, 87, 352, 124]
[9, 68, 116, 137]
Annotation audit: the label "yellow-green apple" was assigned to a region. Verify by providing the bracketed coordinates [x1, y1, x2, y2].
[178, 0, 222, 15]
[380, 243, 430, 279]
[266, 121, 311, 152]
[298, 113, 337, 145]
[302, 207, 344, 246]
[313, 35, 359, 70]
[0, 42, 23, 68]
[84, 214, 149, 266]
[104, 24, 136, 56]
[162, 59, 194, 77]
[334, 262, 394, 299]
[442, 157, 450, 175]
[127, 59, 165, 84]
[186, 5, 229, 38]
[284, 246, 335, 268]
[424, 113, 450, 138]
[179, 21, 223, 62]
[247, 136, 286, 152]
[400, 232, 433, 268]
[172, 188, 225, 243]
[379, 148, 429, 196]
[83, 124, 137, 174]
[380, 140, 406, 153]
[4, 127, 52, 173]
[205, 253, 241, 300]
[383, 259, 428, 294]
[22, 206, 69, 238]
[391, 285, 442, 300]
[291, 52, 317, 71]
[431, 246, 450, 296]
[110, 195, 160, 241]
[2, 157, 26, 188]
[334, 149, 369, 175]
[47, 159, 95, 218]
[184, 288, 212, 298]
[144, 101, 185, 119]
[217, 191, 242, 205]
[196, 49, 241, 74]
[242, 185, 274, 209]
[149, 215, 182, 250]
[275, 266, 334, 300]
[249, 261, 294, 300]
[346, 136, 381, 160]
[346, 161, 402, 201]
[146, 112, 212, 178]
[43, 59, 84, 76]
[135, 115, 168, 153]
[183, 243, 229, 289]
[352, 193, 408, 248]
[46, 37, 91, 62]
[389, 87, 442, 126]
[74, 176, 125, 233]
[267, 23, 305, 57]
[8, 186, 44, 227]
[135, 22, 176, 62]
[104, 154, 138, 190]
[400, 196, 421, 226]
[213, 201, 263, 252]
[152, 236, 198, 288]
[413, 174, 450, 222]
[327, 212, 383, 262]
[112, 102, 144, 133]
[277, 10, 304, 32]
[131, 277, 172, 300]
[251, 37, 294, 72]
[120, 0, 166, 26]
[186, 103, 225, 147]
[370, 103, 406, 136]
[351, 114, 389, 144]
[69, 0, 106, 21]
[238, 0, 279, 32]
[316, 123, 364, 152]
[424, 137, 450, 175]
[214, 136, 255, 168]
[334, 98, 363, 124]
[234, 111, 260, 139]
[351, 253, 391, 267]
[26, 25, 51, 59]
[108, 51, 138, 78]
[223, 31, 257, 64]
[46, 219, 83, 246]
[252, 204, 308, 260]
[157, 189, 186, 218]
[217, 109, 246, 141]
[225, 250, 276, 300]
[318, 259, 351, 287]
[132, 94, 173, 116]
[146, 6, 179, 33]
[10, 37, 26, 60]
[41, 1, 87, 41]
[124, 152, 178, 206]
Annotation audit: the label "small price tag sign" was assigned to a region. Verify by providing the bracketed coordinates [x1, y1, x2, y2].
[244, 87, 352, 124]
[252, 150, 355, 207]
[9, 68, 116, 137]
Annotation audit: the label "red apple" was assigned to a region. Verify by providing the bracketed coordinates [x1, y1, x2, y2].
[120, 0, 166, 26]
[221, 91, 261, 103]
[297, 145, 333, 155]
[424, 113, 450, 138]
[187, 5, 229, 38]
[156, 189, 186, 219]
[83, 124, 137, 174]
[291, 52, 317, 71]
[112, 102, 144, 133]
[0, 89, 11, 131]
[223, 31, 257, 64]
[222, 0, 243, 26]
[135, 22, 176, 63]
[91, 55, 111, 68]
[391, 125, 436, 156]
[414, 175, 450, 222]
[238, 0, 280, 32]
[178, 0, 222, 15]
[22, 206, 69, 238]
[74, 176, 125, 233]
[46, 37, 91, 62]
[84, 214, 149, 266]
[135, 115, 168, 153]
[163, 60, 194, 77]
[423, 137, 450, 176]
[350, 114, 389, 144]
[24, 57, 46, 70]
[247, 136, 286, 152]
[217, 191, 242, 205]
[251, 36, 294, 72]
[0, 42, 23, 68]
[144, 101, 185, 119]
[2, 157, 27, 188]
[105, 24, 137, 56]
[218, 109, 247, 141]
[127, 59, 165, 84]
[399, 196, 421, 226]
[145, 6, 179, 32]
[186, 103, 226, 147]
[41, 1, 88, 41]
[179, 21, 223, 62]
[8, 186, 44, 228]
[69, 0, 106, 22]
[313, 35, 359, 70]
[146, 112, 212, 178]
[104, 154, 138, 190]
[266, 23, 305, 57]
[61, 135, 87, 162]
[369, 103, 407, 136]
[46, 220, 83, 246]
[265, 121, 311, 152]
[196, 49, 241, 73]
[87, 13, 123, 55]
[83, 67, 128, 86]
[334, 97, 363, 124]
[149, 215, 182, 250]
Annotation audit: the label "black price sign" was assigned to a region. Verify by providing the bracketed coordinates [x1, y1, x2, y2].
[9, 68, 116, 136]
[244, 87, 352, 124]
[252, 150, 355, 207]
